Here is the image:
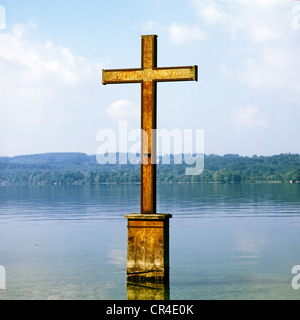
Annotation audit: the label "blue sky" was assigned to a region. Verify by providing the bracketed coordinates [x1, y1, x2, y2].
[0, 0, 299, 157]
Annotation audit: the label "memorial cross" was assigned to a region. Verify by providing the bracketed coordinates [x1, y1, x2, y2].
[103, 35, 198, 214]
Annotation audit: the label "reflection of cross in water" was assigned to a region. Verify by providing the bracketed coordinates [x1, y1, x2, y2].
[103, 35, 198, 214]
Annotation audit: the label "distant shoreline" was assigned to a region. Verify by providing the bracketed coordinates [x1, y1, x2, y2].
[1, 180, 300, 187]
[1, 152, 300, 186]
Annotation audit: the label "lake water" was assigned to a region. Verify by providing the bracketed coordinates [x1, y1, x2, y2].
[0, 184, 300, 300]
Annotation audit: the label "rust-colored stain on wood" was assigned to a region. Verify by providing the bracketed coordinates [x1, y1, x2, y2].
[103, 35, 198, 214]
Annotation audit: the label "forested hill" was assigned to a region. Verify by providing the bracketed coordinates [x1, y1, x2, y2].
[0, 152, 300, 186]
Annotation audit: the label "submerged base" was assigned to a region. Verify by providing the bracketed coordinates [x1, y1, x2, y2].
[127, 282, 170, 300]
[125, 214, 172, 285]
[127, 270, 168, 285]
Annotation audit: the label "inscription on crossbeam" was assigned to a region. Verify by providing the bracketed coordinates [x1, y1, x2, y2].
[103, 66, 197, 84]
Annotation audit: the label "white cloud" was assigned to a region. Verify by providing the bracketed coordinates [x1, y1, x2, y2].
[0, 23, 102, 156]
[193, 0, 300, 96]
[139, 20, 207, 46]
[250, 22, 281, 43]
[194, 0, 228, 25]
[0, 24, 95, 87]
[0, 23, 98, 104]
[106, 99, 138, 120]
[232, 0, 284, 9]
[193, 0, 287, 42]
[168, 22, 207, 45]
[233, 105, 268, 127]
[238, 46, 300, 93]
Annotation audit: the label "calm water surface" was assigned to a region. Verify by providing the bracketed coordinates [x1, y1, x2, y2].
[0, 184, 300, 300]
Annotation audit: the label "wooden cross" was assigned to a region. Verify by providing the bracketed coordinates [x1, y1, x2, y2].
[102, 35, 198, 214]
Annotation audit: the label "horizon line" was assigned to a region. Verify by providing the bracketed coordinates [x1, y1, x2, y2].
[1, 151, 299, 158]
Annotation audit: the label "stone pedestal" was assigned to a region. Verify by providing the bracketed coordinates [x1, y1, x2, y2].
[125, 214, 172, 286]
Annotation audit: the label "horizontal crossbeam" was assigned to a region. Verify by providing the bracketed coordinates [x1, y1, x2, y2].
[102, 66, 197, 85]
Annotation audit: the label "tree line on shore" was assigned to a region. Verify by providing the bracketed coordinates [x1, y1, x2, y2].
[0, 153, 300, 186]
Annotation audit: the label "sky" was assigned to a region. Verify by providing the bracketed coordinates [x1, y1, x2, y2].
[0, 0, 299, 157]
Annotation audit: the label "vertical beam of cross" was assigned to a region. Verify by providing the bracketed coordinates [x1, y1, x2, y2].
[102, 35, 198, 214]
[141, 35, 157, 214]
